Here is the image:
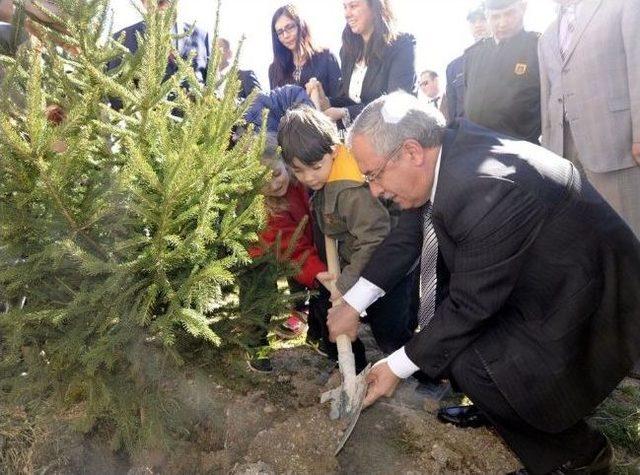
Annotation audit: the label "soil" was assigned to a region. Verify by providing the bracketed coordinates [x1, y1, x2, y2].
[4, 341, 638, 474]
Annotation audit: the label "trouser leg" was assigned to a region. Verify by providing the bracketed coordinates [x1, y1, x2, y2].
[449, 346, 605, 474]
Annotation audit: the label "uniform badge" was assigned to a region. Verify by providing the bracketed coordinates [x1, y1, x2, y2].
[514, 63, 528, 75]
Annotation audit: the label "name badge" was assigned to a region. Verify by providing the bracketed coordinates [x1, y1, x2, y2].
[514, 63, 528, 75]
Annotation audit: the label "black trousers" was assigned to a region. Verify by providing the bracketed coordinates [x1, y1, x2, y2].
[449, 346, 605, 474]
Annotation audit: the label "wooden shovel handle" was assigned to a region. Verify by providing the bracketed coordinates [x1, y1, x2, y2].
[324, 236, 357, 403]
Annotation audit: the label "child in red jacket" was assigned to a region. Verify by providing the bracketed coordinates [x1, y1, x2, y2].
[241, 134, 331, 372]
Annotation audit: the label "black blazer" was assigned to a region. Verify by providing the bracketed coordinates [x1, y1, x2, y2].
[331, 33, 417, 119]
[360, 207, 422, 292]
[406, 121, 640, 433]
[268, 49, 341, 99]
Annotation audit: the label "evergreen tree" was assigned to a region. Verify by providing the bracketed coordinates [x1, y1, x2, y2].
[0, 0, 283, 452]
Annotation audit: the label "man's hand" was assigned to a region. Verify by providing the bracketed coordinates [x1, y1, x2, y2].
[327, 301, 360, 342]
[363, 360, 401, 408]
[632, 143, 640, 166]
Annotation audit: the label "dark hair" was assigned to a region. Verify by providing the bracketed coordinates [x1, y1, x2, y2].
[217, 37, 231, 52]
[270, 4, 320, 88]
[277, 105, 340, 166]
[341, 0, 397, 66]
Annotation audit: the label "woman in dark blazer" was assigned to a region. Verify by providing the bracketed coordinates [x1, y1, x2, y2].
[312, 0, 416, 126]
[268, 4, 341, 98]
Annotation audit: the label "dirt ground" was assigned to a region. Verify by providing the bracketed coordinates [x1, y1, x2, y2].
[2, 341, 638, 474]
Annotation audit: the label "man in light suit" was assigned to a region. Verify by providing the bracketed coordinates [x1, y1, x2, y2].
[539, 0, 640, 238]
[338, 91, 640, 474]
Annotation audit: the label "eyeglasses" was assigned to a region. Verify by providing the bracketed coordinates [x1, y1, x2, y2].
[276, 23, 298, 38]
[363, 142, 404, 184]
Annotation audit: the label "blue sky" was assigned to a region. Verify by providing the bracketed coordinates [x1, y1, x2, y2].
[109, 0, 558, 88]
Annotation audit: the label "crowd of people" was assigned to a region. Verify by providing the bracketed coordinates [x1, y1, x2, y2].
[2, 0, 640, 474]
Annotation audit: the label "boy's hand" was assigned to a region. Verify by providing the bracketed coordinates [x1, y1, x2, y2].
[316, 271, 342, 302]
[327, 301, 360, 342]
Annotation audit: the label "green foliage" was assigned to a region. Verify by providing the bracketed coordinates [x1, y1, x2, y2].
[591, 383, 640, 472]
[0, 0, 281, 454]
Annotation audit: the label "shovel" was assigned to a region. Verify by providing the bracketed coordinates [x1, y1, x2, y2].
[319, 236, 370, 455]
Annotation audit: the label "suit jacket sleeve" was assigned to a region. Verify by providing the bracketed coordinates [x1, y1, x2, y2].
[538, 37, 552, 149]
[360, 207, 422, 292]
[445, 61, 457, 123]
[335, 187, 391, 295]
[405, 179, 546, 378]
[324, 51, 342, 99]
[623, 0, 640, 142]
[385, 34, 417, 97]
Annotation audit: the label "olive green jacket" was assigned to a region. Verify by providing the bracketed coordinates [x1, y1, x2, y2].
[311, 145, 390, 294]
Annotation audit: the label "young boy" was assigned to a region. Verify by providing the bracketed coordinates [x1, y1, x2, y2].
[277, 105, 412, 371]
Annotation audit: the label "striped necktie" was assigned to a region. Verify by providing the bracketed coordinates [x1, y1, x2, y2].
[418, 202, 438, 330]
[559, 5, 577, 62]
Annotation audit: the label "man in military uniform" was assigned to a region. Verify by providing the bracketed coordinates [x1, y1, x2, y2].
[444, 4, 490, 125]
[463, 0, 541, 144]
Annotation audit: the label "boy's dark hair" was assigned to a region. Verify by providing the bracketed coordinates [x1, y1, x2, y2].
[277, 105, 340, 166]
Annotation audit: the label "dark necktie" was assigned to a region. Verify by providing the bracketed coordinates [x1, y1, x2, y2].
[418, 202, 438, 330]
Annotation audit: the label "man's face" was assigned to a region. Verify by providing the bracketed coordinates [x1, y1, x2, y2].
[351, 134, 431, 210]
[420, 73, 440, 99]
[487, 2, 526, 42]
[469, 16, 490, 42]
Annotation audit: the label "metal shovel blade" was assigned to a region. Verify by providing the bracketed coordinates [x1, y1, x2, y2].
[321, 364, 371, 455]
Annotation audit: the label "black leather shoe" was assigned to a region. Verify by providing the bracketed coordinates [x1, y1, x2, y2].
[437, 404, 491, 428]
[506, 436, 613, 475]
[553, 437, 613, 474]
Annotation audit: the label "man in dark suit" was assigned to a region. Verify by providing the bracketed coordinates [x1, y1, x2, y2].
[110, 0, 209, 84]
[215, 37, 261, 100]
[336, 91, 640, 474]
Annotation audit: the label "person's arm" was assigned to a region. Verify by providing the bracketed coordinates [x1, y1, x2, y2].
[324, 50, 342, 99]
[386, 33, 417, 96]
[622, 0, 640, 163]
[405, 179, 546, 378]
[252, 211, 326, 288]
[538, 37, 552, 148]
[445, 61, 458, 124]
[329, 206, 421, 341]
[334, 187, 391, 295]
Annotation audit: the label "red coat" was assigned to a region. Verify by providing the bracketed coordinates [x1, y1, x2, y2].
[249, 182, 326, 288]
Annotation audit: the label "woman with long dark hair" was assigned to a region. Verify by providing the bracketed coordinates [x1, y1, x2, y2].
[268, 4, 341, 98]
[312, 0, 416, 126]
